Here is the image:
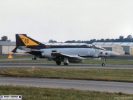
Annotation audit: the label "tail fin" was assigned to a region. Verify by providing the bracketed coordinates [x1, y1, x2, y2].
[16, 34, 44, 47]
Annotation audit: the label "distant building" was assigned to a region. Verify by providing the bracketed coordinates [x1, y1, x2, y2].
[1, 41, 133, 56]
[0, 41, 15, 55]
[93, 42, 133, 55]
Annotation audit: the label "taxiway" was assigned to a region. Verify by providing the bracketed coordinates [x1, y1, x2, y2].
[0, 77, 133, 94]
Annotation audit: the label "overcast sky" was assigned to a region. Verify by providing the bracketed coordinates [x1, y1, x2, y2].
[0, 0, 133, 42]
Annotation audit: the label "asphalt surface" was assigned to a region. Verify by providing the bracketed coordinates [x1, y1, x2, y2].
[0, 77, 133, 94]
[0, 60, 133, 94]
[0, 63, 133, 69]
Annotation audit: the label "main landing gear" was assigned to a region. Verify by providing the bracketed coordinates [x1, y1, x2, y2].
[56, 60, 61, 65]
[32, 56, 37, 60]
[63, 58, 69, 65]
[55, 58, 69, 66]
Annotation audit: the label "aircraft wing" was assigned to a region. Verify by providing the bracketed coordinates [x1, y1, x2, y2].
[51, 52, 85, 60]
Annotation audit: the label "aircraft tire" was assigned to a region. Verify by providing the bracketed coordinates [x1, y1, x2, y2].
[56, 61, 61, 65]
[102, 63, 105, 66]
[32, 57, 37, 60]
[64, 63, 69, 66]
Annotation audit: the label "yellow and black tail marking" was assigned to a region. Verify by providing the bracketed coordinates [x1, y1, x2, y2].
[19, 34, 39, 46]
[16, 34, 44, 47]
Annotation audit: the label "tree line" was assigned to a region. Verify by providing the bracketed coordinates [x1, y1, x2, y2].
[65, 35, 133, 44]
[0, 36, 9, 41]
[1, 35, 133, 43]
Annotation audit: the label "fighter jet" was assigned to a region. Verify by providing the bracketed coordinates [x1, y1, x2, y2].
[12, 34, 119, 66]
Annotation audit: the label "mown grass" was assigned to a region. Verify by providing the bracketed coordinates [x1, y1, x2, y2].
[0, 86, 133, 100]
[0, 55, 32, 59]
[0, 68, 133, 82]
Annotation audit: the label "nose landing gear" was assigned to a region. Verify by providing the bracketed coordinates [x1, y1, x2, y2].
[102, 62, 105, 66]
[101, 57, 106, 66]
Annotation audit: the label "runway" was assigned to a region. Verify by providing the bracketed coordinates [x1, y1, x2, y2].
[0, 77, 133, 94]
[0, 63, 133, 69]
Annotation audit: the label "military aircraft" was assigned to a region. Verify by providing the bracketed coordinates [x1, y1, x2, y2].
[12, 34, 119, 66]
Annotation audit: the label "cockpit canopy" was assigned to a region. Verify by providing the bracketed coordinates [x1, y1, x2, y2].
[45, 43, 105, 50]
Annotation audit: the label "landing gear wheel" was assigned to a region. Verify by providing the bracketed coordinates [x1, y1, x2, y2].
[32, 56, 37, 60]
[64, 62, 69, 66]
[102, 63, 105, 66]
[56, 61, 61, 65]
[101, 57, 106, 66]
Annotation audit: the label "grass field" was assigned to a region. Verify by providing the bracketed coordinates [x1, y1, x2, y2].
[0, 86, 133, 100]
[0, 68, 133, 82]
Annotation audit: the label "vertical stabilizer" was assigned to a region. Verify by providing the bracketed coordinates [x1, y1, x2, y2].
[16, 34, 44, 47]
